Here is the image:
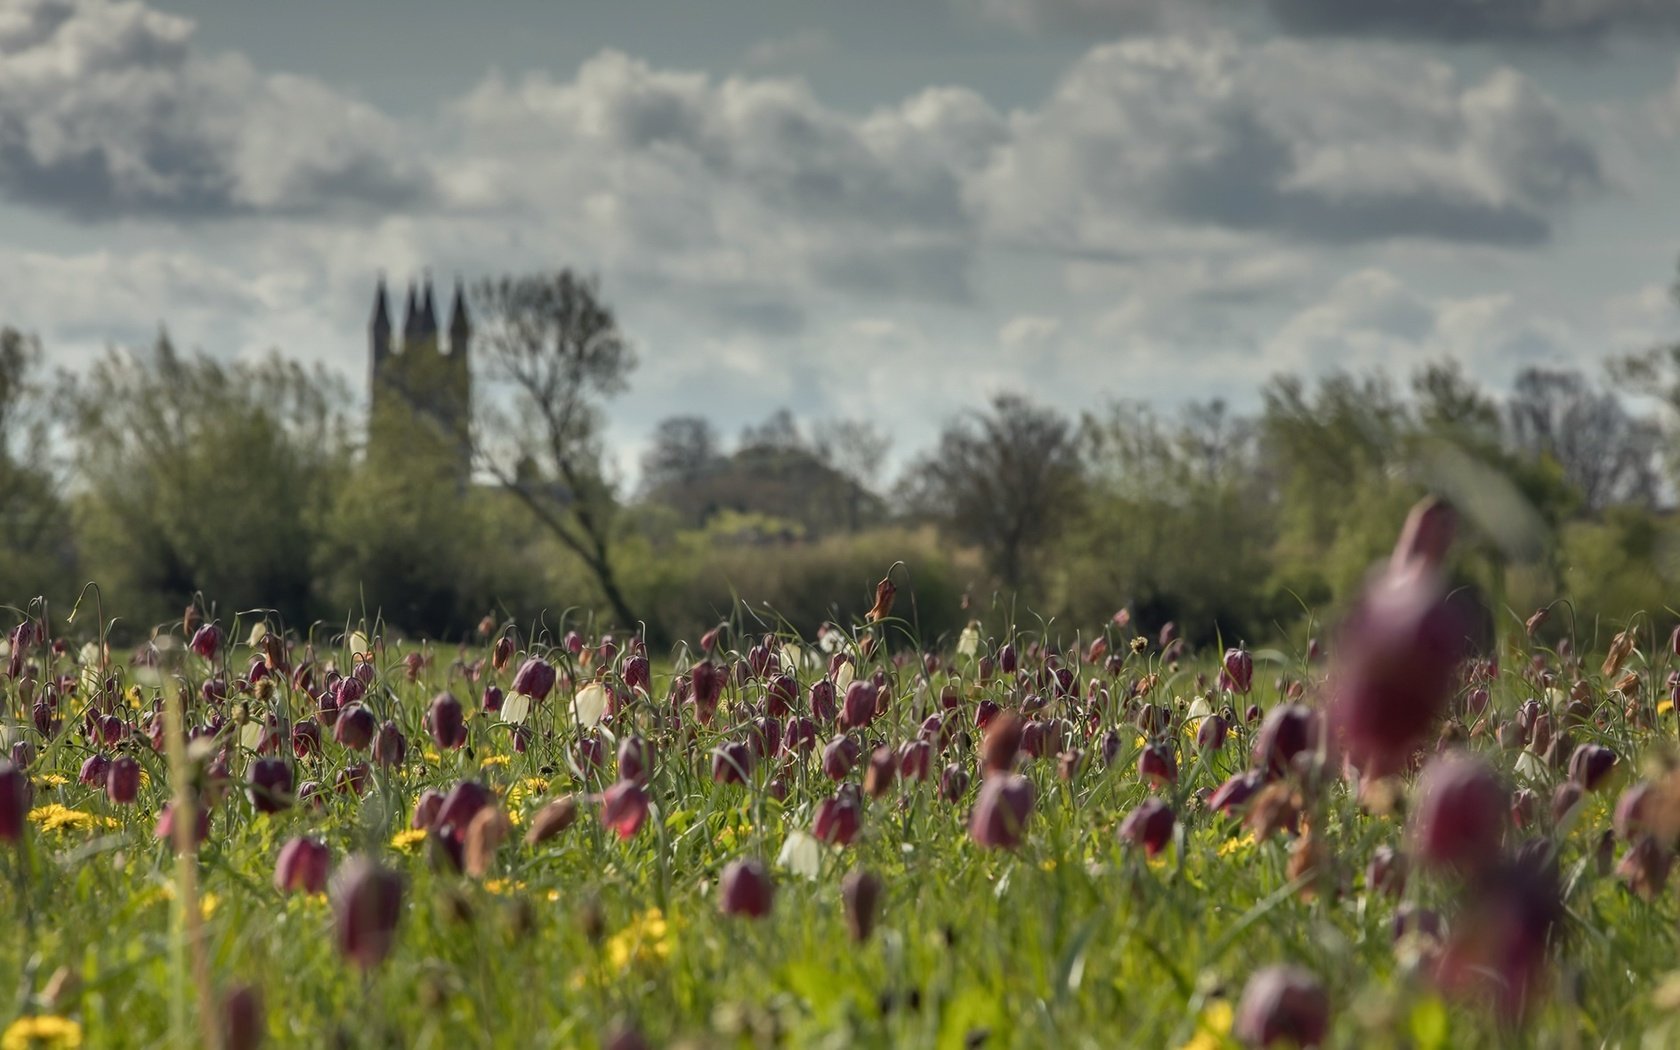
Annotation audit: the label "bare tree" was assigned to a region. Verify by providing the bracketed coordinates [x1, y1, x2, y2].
[470, 271, 640, 628]
[902, 394, 1083, 592]
[813, 418, 892, 531]
[640, 415, 724, 494]
[1506, 366, 1659, 513]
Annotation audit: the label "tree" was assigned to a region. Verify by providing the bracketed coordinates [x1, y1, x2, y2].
[1505, 366, 1659, 513]
[470, 271, 640, 629]
[0, 328, 74, 603]
[61, 335, 350, 631]
[640, 416, 724, 495]
[813, 418, 892, 531]
[903, 394, 1083, 594]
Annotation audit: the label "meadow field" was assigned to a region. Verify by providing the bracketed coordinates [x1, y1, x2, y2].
[1, 501, 1678, 1049]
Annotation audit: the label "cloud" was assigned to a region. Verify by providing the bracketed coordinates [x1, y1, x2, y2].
[963, 0, 1680, 41]
[442, 52, 1003, 304]
[1262, 269, 1578, 380]
[971, 36, 1604, 253]
[0, 0, 429, 219]
[743, 30, 833, 69]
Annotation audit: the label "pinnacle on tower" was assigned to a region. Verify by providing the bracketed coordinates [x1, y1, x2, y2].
[420, 276, 439, 342]
[448, 279, 470, 349]
[371, 277, 391, 334]
[402, 280, 420, 347]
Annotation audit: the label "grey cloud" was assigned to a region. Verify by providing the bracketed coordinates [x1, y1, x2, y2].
[965, 0, 1680, 41]
[975, 38, 1604, 251]
[0, 0, 430, 220]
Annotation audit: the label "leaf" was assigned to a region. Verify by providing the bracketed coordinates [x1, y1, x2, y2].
[501, 692, 532, 725]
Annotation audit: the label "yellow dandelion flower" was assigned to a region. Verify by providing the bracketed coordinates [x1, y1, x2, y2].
[1660, 700, 1674, 717]
[546, 889, 560, 903]
[33, 775, 69, 789]
[604, 908, 671, 972]
[1218, 835, 1255, 857]
[1, 1014, 84, 1049]
[505, 777, 549, 810]
[480, 755, 511, 769]
[1040, 858, 1059, 872]
[483, 878, 527, 896]
[1176, 999, 1233, 1050]
[422, 750, 442, 765]
[27, 805, 117, 833]
[390, 829, 428, 853]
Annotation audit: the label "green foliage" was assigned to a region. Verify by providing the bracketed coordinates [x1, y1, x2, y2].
[61, 337, 351, 632]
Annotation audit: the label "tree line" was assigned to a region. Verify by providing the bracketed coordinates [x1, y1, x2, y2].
[2, 264, 1677, 648]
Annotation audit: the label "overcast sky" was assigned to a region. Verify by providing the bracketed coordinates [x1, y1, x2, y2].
[4, 0, 1679, 477]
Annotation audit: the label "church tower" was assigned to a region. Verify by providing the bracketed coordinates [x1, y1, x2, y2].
[368, 273, 472, 485]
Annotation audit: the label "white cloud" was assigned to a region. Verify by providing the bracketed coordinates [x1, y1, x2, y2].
[743, 30, 832, 69]
[0, 0, 427, 218]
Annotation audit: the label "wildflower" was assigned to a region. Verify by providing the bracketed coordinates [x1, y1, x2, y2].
[190, 624, 222, 660]
[864, 747, 896, 798]
[603, 908, 671, 971]
[77, 755, 110, 788]
[1138, 742, 1177, 788]
[1196, 714, 1229, 752]
[390, 829, 428, 854]
[939, 763, 969, 803]
[372, 720, 406, 768]
[435, 780, 494, 843]
[333, 705, 375, 751]
[1435, 847, 1561, 1024]
[247, 758, 294, 814]
[290, 718, 321, 759]
[1176, 999, 1233, 1050]
[427, 693, 467, 750]
[814, 792, 861, 846]
[981, 710, 1023, 773]
[839, 680, 879, 730]
[866, 576, 897, 623]
[617, 736, 652, 786]
[719, 858, 775, 919]
[969, 773, 1034, 850]
[0, 1014, 83, 1050]
[0, 762, 32, 842]
[28, 804, 116, 833]
[822, 735, 861, 781]
[511, 656, 557, 702]
[331, 855, 404, 970]
[1252, 705, 1318, 780]
[1327, 497, 1467, 779]
[1119, 798, 1175, 858]
[275, 836, 331, 895]
[221, 984, 264, 1050]
[106, 756, 140, 805]
[1233, 965, 1329, 1047]
[1410, 753, 1505, 873]
[598, 780, 650, 840]
[1567, 744, 1617, 791]
[464, 806, 512, 878]
[1223, 648, 1254, 695]
[842, 868, 882, 941]
[525, 796, 580, 845]
[1210, 770, 1264, 816]
[711, 742, 753, 785]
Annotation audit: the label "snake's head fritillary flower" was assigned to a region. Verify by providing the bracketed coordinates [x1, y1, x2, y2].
[822, 735, 861, 781]
[247, 757, 294, 814]
[275, 836, 331, 895]
[331, 855, 403, 970]
[221, 983, 265, 1050]
[719, 858, 774, 919]
[372, 720, 406, 768]
[511, 656, 556, 702]
[1410, 752, 1505, 873]
[842, 868, 883, 942]
[426, 693, 467, 750]
[1567, 744, 1617, 791]
[813, 792, 861, 846]
[107, 755, 141, 805]
[1118, 798, 1175, 857]
[1223, 648, 1254, 695]
[598, 779, 649, 839]
[333, 705, 375, 751]
[190, 624, 222, 660]
[969, 773, 1033, 850]
[0, 761, 30, 842]
[1252, 705, 1318, 780]
[840, 680, 879, 731]
[1234, 965, 1329, 1047]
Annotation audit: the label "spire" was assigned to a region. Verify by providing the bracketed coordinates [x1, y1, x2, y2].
[371, 276, 391, 334]
[420, 274, 438, 341]
[402, 280, 420, 345]
[448, 278, 470, 346]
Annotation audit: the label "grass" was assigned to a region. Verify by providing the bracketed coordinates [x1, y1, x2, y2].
[2, 608, 1679, 1049]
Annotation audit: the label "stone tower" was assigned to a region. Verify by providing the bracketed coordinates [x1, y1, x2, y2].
[368, 274, 472, 483]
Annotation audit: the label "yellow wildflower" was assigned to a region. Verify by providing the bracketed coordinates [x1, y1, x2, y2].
[484, 878, 527, 896]
[390, 829, 428, 853]
[27, 805, 117, 833]
[603, 908, 671, 972]
[33, 775, 69, 789]
[480, 755, 511, 769]
[1176, 999, 1234, 1050]
[1, 1014, 83, 1049]
[505, 777, 549, 810]
[422, 750, 442, 765]
[1660, 700, 1674, 717]
[1218, 835, 1255, 857]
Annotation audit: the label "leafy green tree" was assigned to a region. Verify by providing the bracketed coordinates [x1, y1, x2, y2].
[902, 394, 1083, 597]
[61, 336, 349, 632]
[0, 327, 74, 604]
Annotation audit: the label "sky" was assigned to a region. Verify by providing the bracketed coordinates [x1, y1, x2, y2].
[3, 0, 1680, 479]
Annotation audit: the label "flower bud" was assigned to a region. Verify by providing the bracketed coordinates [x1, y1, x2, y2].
[331, 855, 404, 970]
[524, 795, 579, 844]
[247, 757, 295, 813]
[1410, 752, 1505, 873]
[1118, 798, 1175, 857]
[107, 755, 141, 804]
[842, 868, 882, 941]
[969, 773, 1033, 850]
[333, 705, 375, 751]
[511, 657, 557, 702]
[427, 693, 467, 750]
[1233, 965, 1329, 1048]
[1223, 648, 1254, 695]
[275, 836, 331, 894]
[719, 858, 774, 919]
